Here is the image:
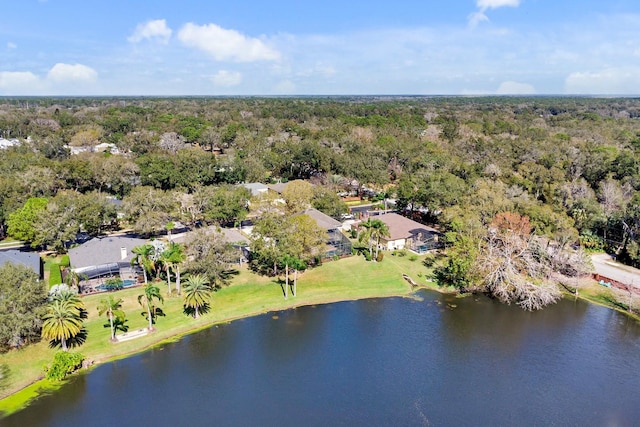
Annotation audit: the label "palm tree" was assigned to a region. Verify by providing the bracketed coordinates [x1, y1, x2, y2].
[165, 243, 186, 295]
[41, 300, 84, 351]
[131, 244, 155, 284]
[290, 257, 307, 297]
[97, 296, 125, 341]
[359, 218, 375, 259]
[63, 269, 85, 293]
[138, 283, 164, 331]
[369, 219, 390, 261]
[160, 242, 186, 295]
[50, 288, 87, 319]
[182, 274, 211, 319]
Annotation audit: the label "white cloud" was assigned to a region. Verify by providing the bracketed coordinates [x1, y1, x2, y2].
[496, 81, 535, 94]
[178, 22, 280, 62]
[47, 63, 97, 83]
[477, 0, 520, 9]
[7, 42, 17, 49]
[470, 0, 521, 27]
[565, 68, 640, 94]
[128, 19, 172, 44]
[211, 70, 242, 87]
[0, 71, 39, 89]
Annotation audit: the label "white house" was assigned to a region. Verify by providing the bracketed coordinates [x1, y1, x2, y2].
[374, 213, 443, 253]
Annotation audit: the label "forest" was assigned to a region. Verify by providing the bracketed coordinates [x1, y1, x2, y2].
[1, 95, 640, 308]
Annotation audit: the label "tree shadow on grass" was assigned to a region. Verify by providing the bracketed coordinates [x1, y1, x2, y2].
[48, 327, 88, 350]
[104, 317, 130, 333]
[0, 363, 10, 392]
[273, 277, 292, 298]
[182, 303, 211, 318]
[140, 307, 166, 325]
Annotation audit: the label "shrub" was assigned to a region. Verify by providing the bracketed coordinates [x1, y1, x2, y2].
[376, 251, 384, 262]
[422, 255, 436, 267]
[45, 351, 84, 381]
[396, 249, 407, 257]
[409, 254, 418, 262]
[363, 251, 372, 261]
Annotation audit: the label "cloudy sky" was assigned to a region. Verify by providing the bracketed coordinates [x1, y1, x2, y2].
[1, 0, 639, 96]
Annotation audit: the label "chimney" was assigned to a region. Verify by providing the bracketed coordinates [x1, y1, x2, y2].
[120, 247, 127, 260]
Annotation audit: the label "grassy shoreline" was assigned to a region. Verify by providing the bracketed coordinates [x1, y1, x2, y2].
[0, 255, 432, 416]
[3, 254, 636, 417]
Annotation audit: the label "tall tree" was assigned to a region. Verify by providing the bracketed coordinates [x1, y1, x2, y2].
[41, 299, 84, 351]
[282, 180, 314, 214]
[0, 264, 48, 352]
[131, 244, 155, 284]
[97, 296, 125, 341]
[369, 219, 390, 261]
[6, 197, 48, 246]
[162, 242, 186, 295]
[182, 274, 211, 319]
[138, 283, 164, 331]
[184, 229, 239, 288]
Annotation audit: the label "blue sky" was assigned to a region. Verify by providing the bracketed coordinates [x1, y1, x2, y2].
[1, 0, 639, 95]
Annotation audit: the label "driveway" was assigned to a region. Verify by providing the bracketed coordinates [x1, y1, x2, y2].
[591, 253, 640, 292]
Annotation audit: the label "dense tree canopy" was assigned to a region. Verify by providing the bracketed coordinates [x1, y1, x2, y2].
[0, 264, 48, 352]
[0, 96, 639, 266]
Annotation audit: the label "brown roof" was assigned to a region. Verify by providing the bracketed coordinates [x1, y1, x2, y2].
[375, 213, 440, 241]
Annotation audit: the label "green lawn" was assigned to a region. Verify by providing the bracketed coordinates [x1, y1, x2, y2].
[0, 254, 435, 414]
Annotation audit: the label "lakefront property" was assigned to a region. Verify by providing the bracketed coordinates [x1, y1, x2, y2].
[1, 96, 640, 424]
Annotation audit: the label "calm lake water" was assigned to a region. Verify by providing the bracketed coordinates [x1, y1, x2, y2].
[4, 291, 640, 426]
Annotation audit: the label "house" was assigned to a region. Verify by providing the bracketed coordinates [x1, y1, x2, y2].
[242, 182, 270, 197]
[268, 182, 289, 195]
[375, 213, 443, 253]
[296, 208, 352, 258]
[0, 249, 43, 279]
[68, 235, 147, 280]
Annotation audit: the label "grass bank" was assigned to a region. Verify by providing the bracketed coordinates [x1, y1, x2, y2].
[0, 254, 432, 415]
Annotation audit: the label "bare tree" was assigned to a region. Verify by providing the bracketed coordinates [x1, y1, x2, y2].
[479, 212, 562, 311]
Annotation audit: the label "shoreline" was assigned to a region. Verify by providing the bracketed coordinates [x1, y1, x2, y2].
[0, 291, 419, 417]
[0, 255, 429, 416]
[2, 255, 637, 418]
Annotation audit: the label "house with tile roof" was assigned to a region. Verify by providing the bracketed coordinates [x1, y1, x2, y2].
[375, 213, 443, 253]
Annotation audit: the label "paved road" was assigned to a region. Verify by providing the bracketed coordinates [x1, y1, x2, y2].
[591, 253, 640, 292]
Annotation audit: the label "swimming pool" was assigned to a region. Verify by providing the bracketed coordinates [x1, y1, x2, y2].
[96, 279, 137, 291]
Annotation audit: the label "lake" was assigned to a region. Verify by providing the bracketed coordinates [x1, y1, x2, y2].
[3, 291, 640, 426]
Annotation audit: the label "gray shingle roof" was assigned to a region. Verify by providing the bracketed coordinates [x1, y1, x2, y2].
[297, 208, 342, 230]
[69, 236, 147, 269]
[242, 183, 270, 196]
[0, 249, 42, 276]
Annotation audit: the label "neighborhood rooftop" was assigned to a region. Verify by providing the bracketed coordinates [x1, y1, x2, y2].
[0, 249, 42, 276]
[376, 213, 440, 241]
[297, 208, 342, 230]
[68, 235, 148, 270]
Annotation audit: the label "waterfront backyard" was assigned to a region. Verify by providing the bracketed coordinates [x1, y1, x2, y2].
[0, 254, 429, 414]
